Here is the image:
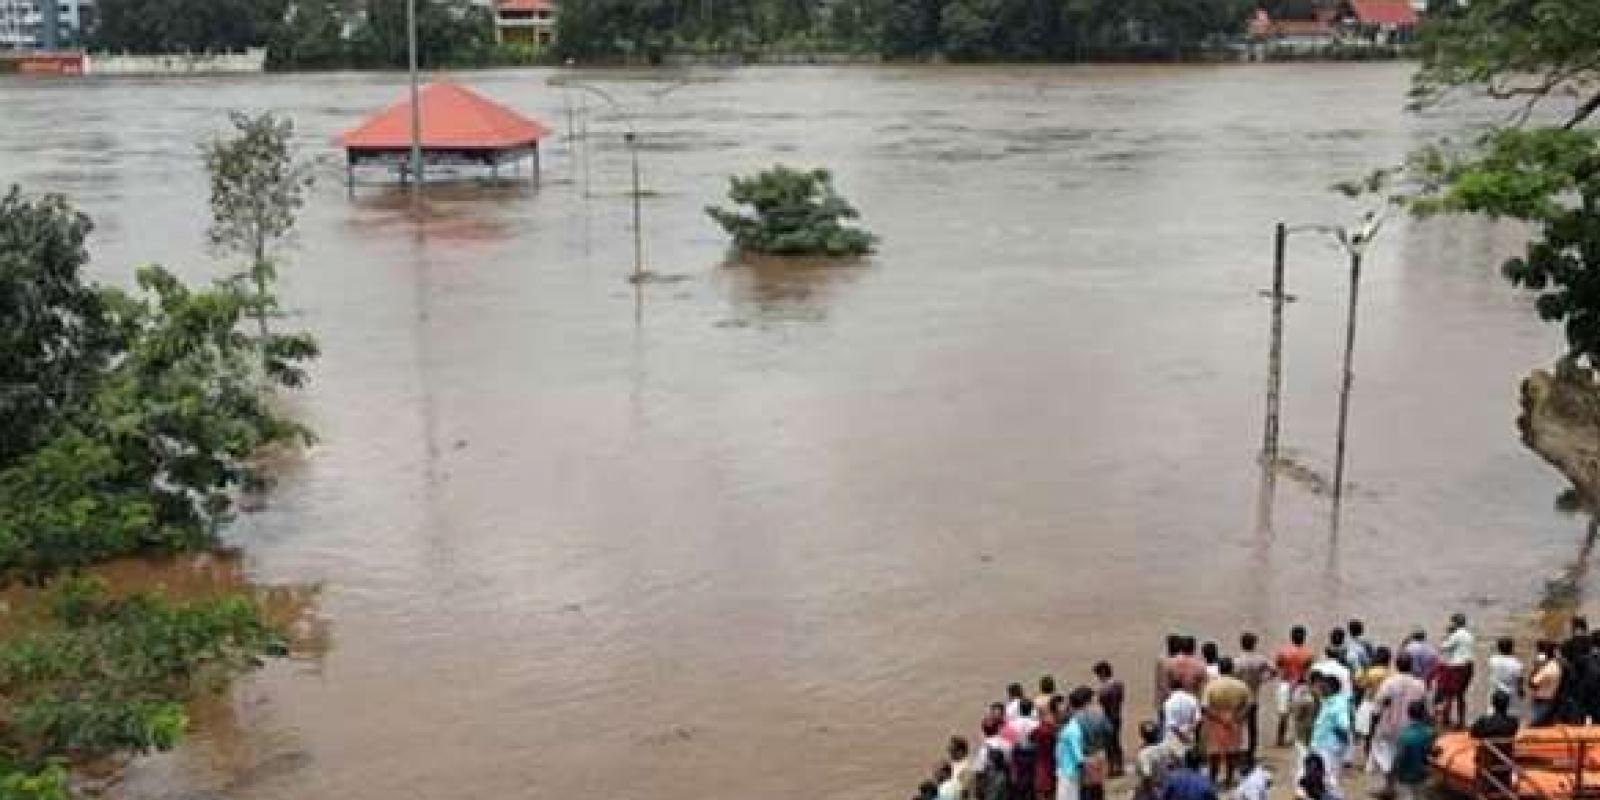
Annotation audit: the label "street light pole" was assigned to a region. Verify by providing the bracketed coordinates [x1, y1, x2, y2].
[554, 81, 648, 281]
[406, 0, 424, 191]
[1331, 246, 1363, 518]
[1258, 222, 1289, 530]
[625, 131, 643, 283]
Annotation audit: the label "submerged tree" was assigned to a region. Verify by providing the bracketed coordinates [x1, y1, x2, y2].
[202, 112, 313, 349]
[706, 166, 877, 257]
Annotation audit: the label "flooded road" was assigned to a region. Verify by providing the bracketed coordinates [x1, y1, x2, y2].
[0, 63, 1586, 799]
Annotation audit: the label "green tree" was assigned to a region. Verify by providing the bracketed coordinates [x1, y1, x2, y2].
[352, 0, 498, 67]
[0, 187, 315, 792]
[267, 0, 350, 69]
[0, 190, 117, 464]
[1405, 0, 1600, 365]
[92, 0, 286, 53]
[0, 188, 317, 581]
[939, 0, 1003, 59]
[201, 111, 312, 349]
[706, 166, 877, 256]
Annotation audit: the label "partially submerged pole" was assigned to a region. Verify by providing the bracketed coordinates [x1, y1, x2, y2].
[406, 0, 424, 193]
[1331, 247, 1363, 524]
[627, 131, 643, 282]
[1259, 222, 1288, 528]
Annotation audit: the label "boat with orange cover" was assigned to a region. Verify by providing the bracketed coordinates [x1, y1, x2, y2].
[1433, 726, 1600, 798]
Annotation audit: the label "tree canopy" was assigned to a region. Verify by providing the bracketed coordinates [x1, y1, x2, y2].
[555, 0, 1255, 61]
[707, 166, 877, 256]
[0, 185, 318, 796]
[1404, 0, 1600, 366]
[0, 188, 317, 581]
[90, 0, 506, 69]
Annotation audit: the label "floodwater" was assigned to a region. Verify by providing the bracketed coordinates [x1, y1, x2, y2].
[0, 63, 1586, 799]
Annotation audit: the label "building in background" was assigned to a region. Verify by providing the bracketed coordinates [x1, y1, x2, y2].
[0, 0, 94, 50]
[493, 0, 555, 48]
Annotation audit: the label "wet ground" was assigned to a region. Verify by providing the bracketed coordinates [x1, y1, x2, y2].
[0, 63, 1587, 799]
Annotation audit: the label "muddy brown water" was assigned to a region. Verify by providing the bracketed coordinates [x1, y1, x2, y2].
[0, 63, 1591, 799]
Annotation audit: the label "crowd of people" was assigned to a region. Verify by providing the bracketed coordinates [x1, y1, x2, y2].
[910, 612, 1600, 800]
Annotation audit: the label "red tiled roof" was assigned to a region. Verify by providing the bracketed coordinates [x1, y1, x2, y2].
[339, 81, 551, 151]
[497, 0, 552, 12]
[1348, 0, 1417, 26]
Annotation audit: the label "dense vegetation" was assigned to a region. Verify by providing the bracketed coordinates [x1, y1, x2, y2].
[90, 0, 515, 69]
[0, 192, 316, 580]
[1399, 0, 1600, 367]
[86, 0, 1269, 64]
[0, 116, 318, 796]
[707, 166, 877, 256]
[556, 0, 1262, 60]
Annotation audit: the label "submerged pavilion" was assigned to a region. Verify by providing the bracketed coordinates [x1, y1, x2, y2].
[339, 81, 552, 188]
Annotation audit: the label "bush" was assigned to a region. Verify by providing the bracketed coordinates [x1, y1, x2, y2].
[0, 189, 318, 583]
[706, 166, 876, 256]
[0, 578, 282, 764]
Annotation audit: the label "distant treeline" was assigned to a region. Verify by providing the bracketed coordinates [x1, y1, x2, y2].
[89, 0, 531, 69]
[557, 0, 1313, 62]
[85, 0, 1448, 68]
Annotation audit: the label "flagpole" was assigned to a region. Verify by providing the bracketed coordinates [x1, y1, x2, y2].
[407, 0, 424, 191]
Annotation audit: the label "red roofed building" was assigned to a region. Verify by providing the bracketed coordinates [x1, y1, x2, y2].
[339, 81, 552, 186]
[1247, 6, 1336, 48]
[1338, 0, 1419, 41]
[1344, 0, 1418, 27]
[1248, 0, 1418, 49]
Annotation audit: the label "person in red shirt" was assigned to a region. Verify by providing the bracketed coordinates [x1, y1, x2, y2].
[1274, 625, 1316, 747]
[1033, 696, 1063, 800]
[1171, 637, 1210, 694]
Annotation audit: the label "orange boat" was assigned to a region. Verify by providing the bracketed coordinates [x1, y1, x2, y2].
[1433, 726, 1600, 798]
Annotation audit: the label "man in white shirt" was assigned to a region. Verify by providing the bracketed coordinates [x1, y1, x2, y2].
[1235, 759, 1272, 800]
[1487, 637, 1525, 709]
[1313, 647, 1355, 698]
[1163, 677, 1201, 745]
[1437, 613, 1476, 728]
[1006, 682, 1029, 721]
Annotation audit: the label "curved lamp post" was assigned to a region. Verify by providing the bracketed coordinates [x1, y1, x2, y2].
[1259, 210, 1389, 532]
[555, 81, 646, 283]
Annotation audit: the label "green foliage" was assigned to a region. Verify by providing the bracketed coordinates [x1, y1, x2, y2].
[92, 0, 286, 53]
[554, 0, 1253, 61]
[707, 166, 876, 256]
[92, 0, 504, 69]
[1412, 0, 1600, 112]
[348, 0, 500, 68]
[939, 0, 1003, 60]
[0, 188, 318, 581]
[0, 578, 282, 764]
[0, 183, 313, 793]
[1400, 0, 1600, 367]
[202, 111, 312, 343]
[0, 190, 116, 465]
[0, 764, 68, 800]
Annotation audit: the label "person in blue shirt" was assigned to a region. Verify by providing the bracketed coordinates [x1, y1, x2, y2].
[1056, 688, 1092, 800]
[1310, 673, 1352, 793]
[1392, 700, 1437, 800]
[1161, 749, 1218, 800]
